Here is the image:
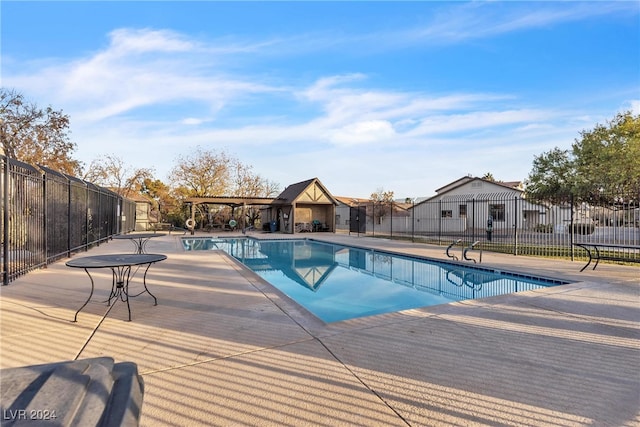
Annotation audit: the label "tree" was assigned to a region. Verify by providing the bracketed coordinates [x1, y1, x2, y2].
[83, 154, 154, 197]
[230, 162, 280, 228]
[230, 162, 279, 198]
[572, 111, 640, 197]
[170, 147, 237, 229]
[526, 111, 640, 201]
[525, 148, 574, 200]
[369, 188, 395, 224]
[482, 173, 496, 182]
[0, 88, 81, 175]
[171, 147, 234, 197]
[140, 178, 174, 224]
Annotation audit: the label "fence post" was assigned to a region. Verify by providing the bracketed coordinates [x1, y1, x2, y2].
[472, 198, 476, 243]
[43, 170, 48, 265]
[118, 196, 123, 235]
[372, 202, 375, 237]
[85, 184, 89, 251]
[3, 157, 9, 285]
[570, 193, 575, 260]
[411, 199, 415, 242]
[390, 201, 393, 239]
[67, 177, 71, 257]
[97, 189, 102, 245]
[438, 199, 442, 245]
[514, 196, 518, 256]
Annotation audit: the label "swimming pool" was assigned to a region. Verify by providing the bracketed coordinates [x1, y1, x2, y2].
[182, 238, 568, 323]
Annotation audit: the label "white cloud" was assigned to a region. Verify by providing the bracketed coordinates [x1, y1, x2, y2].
[299, 74, 518, 140]
[402, 1, 637, 45]
[407, 109, 551, 136]
[108, 28, 196, 54]
[300, 73, 367, 101]
[181, 118, 205, 125]
[5, 27, 281, 123]
[329, 120, 396, 146]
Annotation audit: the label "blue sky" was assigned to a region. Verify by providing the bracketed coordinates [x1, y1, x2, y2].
[2, 1, 638, 198]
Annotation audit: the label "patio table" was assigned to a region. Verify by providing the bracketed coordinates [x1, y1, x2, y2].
[66, 253, 166, 321]
[113, 233, 164, 254]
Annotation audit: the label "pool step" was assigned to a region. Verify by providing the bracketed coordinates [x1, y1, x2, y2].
[0, 357, 143, 427]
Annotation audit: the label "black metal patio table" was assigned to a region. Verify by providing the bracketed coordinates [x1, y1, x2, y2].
[66, 253, 167, 321]
[112, 233, 165, 254]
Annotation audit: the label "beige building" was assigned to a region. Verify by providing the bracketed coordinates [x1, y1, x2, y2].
[266, 178, 338, 233]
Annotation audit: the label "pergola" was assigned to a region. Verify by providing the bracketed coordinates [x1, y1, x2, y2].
[183, 196, 278, 232]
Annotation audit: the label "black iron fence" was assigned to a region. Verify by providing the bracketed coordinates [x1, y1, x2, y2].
[341, 191, 640, 260]
[1, 155, 136, 285]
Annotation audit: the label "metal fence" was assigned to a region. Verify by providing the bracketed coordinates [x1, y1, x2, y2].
[341, 191, 640, 260]
[1, 155, 136, 285]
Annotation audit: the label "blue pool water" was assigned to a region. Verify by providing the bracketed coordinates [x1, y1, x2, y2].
[182, 238, 567, 323]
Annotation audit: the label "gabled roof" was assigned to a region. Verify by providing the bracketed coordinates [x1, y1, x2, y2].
[412, 176, 524, 207]
[435, 176, 523, 195]
[127, 193, 154, 204]
[276, 178, 316, 203]
[272, 177, 338, 205]
[434, 176, 476, 194]
[334, 196, 370, 207]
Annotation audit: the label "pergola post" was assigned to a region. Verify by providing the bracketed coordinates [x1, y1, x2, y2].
[191, 203, 196, 235]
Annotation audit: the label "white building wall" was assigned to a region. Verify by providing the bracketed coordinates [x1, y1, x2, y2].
[335, 180, 552, 235]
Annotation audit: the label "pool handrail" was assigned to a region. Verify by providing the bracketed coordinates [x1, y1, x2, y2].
[463, 241, 482, 263]
[446, 239, 462, 260]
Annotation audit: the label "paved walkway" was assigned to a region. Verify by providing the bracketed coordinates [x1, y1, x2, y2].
[1, 232, 638, 426]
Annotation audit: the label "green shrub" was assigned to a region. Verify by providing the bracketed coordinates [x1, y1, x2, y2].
[571, 223, 595, 235]
[534, 224, 553, 233]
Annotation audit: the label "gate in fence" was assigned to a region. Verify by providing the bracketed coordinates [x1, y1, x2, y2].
[349, 206, 366, 235]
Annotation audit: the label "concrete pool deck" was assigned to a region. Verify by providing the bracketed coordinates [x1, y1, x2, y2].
[1, 232, 638, 426]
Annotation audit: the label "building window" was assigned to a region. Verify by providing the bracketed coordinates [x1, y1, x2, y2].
[459, 205, 467, 217]
[489, 204, 505, 221]
[441, 210, 453, 218]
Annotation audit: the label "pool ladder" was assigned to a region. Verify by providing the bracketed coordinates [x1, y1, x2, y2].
[446, 240, 482, 263]
[464, 241, 482, 263]
[446, 239, 462, 260]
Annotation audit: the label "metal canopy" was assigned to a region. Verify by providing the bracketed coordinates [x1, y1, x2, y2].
[184, 196, 278, 207]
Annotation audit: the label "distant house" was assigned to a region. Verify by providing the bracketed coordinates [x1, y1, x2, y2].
[333, 177, 550, 236]
[121, 192, 156, 231]
[334, 197, 369, 232]
[334, 197, 410, 234]
[265, 178, 338, 233]
[411, 176, 546, 234]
